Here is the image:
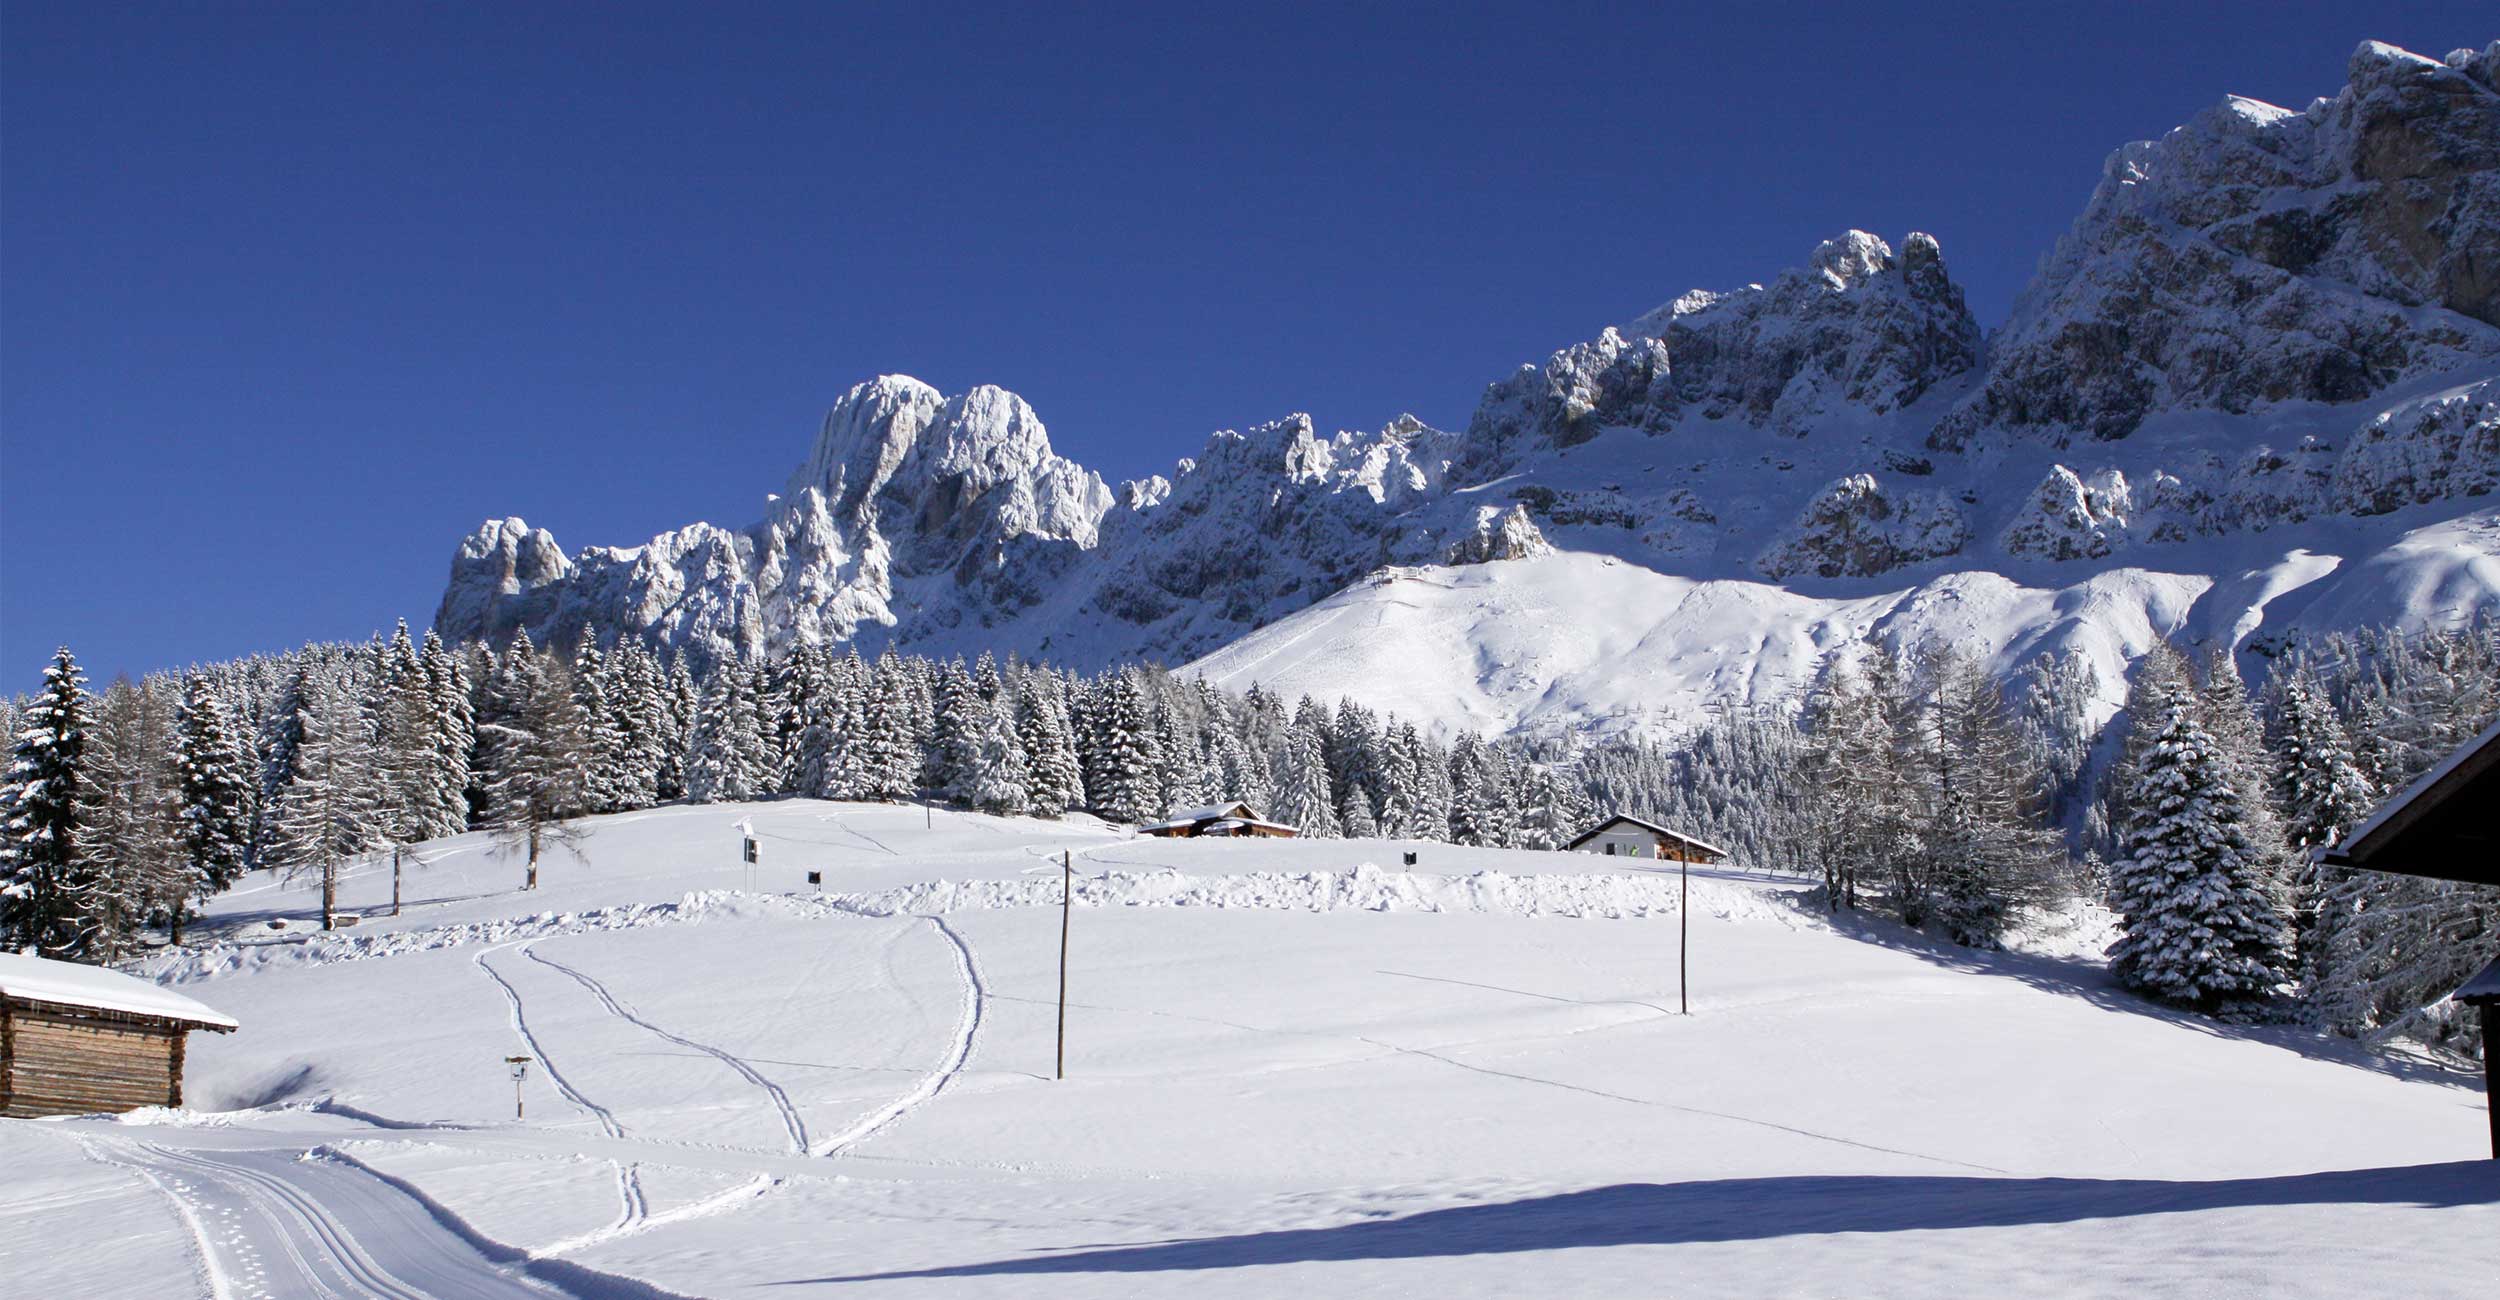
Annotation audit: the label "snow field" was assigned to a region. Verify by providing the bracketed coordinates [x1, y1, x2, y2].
[4, 800, 2494, 1298]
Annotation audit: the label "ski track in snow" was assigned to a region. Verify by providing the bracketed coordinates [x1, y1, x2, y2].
[91, 1139, 564, 1299]
[809, 915, 985, 1159]
[522, 946, 811, 1156]
[473, 943, 649, 1246]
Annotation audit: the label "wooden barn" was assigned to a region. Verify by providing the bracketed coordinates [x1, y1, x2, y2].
[1140, 801, 1299, 839]
[1, 952, 238, 1118]
[2319, 718, 2500, 1157]
[1565, 814, 1727, 864]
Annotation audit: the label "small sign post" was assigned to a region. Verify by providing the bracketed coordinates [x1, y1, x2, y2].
[806, 870, 822, 893]
[506, 1055, 533, 1120]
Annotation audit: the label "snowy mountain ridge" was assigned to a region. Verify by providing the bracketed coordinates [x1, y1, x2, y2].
[436, 39, 2500, 738]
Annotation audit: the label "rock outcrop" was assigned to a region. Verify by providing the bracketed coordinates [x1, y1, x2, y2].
[1756, 475, 1970, 580]
[1932, 41, 2500, 451]
[1468, 230, 1980, 462]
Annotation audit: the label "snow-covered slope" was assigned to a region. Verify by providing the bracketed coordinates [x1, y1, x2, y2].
[7, 803, 2490, 1298]
[1188, 510, 2500, 743]
[434, 39, 2500, 737]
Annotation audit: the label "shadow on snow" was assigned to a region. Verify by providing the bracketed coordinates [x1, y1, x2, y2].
[788, 1163, 2500, 1282]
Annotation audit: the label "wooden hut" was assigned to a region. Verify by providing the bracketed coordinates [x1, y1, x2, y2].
[1564, 814, 1727, 864]
[2318, 718, 2500, 1157]
[1, 952, 238, 1118]
[1139, 801, 1299, 839]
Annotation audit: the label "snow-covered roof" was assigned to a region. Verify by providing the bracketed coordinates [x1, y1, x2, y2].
[2453, 953, 2500, 1006]
[1564, 814, 1728, 857]
[0, 952, 239, 1030]
[1170, 801, 1259, 824]
[2322, 718, 2500, 883]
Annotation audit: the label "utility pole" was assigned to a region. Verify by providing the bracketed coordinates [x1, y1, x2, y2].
[1057, 849, 1072, 1080]
[1680, 852, 1690, 1016]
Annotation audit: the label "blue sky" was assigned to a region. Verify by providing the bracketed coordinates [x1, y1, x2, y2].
[3, 2, 2489, 688]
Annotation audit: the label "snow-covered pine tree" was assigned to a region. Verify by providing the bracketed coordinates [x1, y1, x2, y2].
[1269, 708, 1339, 839]
[1212, 724, 1265, 816]
[601, 641, 664, 812]
[173, 674, 254, 943]
[2013, 649, 2104, 831]
[265, 667, 386, 930]
[477, 638, 594, 889]
[857, 652, 921, 802]
[253, 659, 314, 864]
[2265, 661, 2383, 1008]
[655, 653, 698, 801]
[1336, 782, 1379, 839]
[928, 660, 984, 805]
[962, 696, 1032, 817]
[1327, 699, 1381, 827]
[369, 624, 452, 912]
[685, 660, 766, 804]
[2196, 648, 2295, 873]
[1087, 670, 1162, 825]
[417, 630, 475, 837]
[1408, 725, 1455, 841]
[2268, 663, 2378, 853]
[1375, 722, 1421, 838]
[1153, 707, 1196, 819]
[1015, 678, 1083, 817]
[2106, 701, 2294, 1011]
[568, 643, 624, 813]
[1, 648, 99, 957]
[1513, 763, 1592, 851]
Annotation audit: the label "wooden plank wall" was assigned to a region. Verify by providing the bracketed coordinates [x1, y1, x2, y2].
[1, 1003, 182, 1118]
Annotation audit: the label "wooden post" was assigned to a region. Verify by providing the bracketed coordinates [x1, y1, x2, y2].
[1679, 852, 1690, 1016]
[1057, 850, 1073, 1080]
[2484, 1013, 2497, 1160]
[392, 845, 404, 918]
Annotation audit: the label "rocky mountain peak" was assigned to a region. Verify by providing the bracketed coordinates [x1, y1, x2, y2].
[1930, 39, 2500, 451]
[1466, 229, 1982, 461]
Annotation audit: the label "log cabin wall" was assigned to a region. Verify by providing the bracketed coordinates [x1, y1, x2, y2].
[0, 998, 186, 1118]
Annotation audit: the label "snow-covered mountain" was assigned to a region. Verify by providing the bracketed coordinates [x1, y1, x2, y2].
[437, 39, 2500, 738]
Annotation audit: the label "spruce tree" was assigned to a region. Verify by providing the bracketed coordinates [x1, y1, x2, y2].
[1376, 724, 1422, 838]
[928, 660, 984, 804]
[2107, 703, 2294, 1010]
[858, 653, 921, 802]
[173, 675, 254, 943]
[1271, 709, 1339, 838]
[1, 648, 98, 957]
[1016, 679, 1084, 817]
[963, 697, 1033, 817]
[418, 630, 475, 836]
[1089, 670, 1162, 824]
[685, 661, 766, 804]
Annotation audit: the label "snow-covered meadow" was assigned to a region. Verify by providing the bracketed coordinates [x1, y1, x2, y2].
[4, 801, 2494, 1298]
